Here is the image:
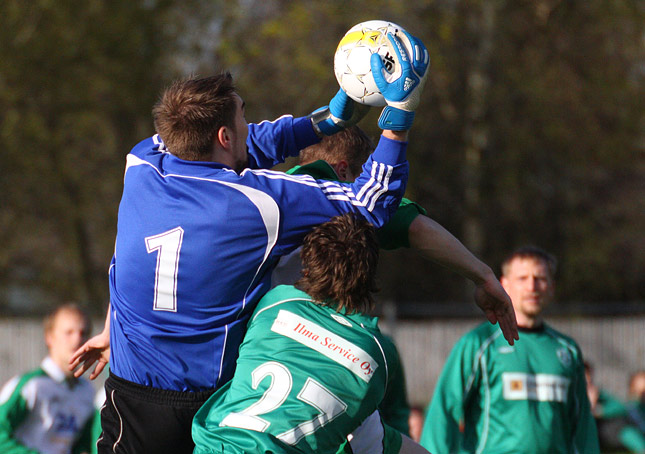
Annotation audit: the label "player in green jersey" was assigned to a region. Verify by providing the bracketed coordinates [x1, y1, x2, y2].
[279, 126, 518, 346]
[272, 125, 518, 448]
[420, 246, 600, 454]
[192, 214, 429, 454]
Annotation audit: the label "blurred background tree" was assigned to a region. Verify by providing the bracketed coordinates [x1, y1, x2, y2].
[1, 0, 643, 316]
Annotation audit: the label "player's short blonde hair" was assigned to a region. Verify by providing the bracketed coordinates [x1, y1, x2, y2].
[500, 245, 558, 278]
[43, 303, 91, 336]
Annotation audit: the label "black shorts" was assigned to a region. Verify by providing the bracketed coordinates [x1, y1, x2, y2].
[97, 372, 215, 454]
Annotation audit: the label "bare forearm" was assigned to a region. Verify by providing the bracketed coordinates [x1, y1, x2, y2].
[382, 130, 409, 142]
[102, 303, 111, 334]
[408, 214, 494, 285]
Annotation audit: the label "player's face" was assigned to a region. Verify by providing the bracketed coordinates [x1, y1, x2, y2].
[631, 374, 645, 403]
[231, 93, 249, 172]
[46, 310, 89, 375]
[501, 257, 554, 325]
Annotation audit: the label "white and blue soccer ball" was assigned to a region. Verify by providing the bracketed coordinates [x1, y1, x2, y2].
[334, 20, 413, 106]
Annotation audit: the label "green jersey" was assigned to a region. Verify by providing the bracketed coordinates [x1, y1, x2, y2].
[192, 285, 401, 454]
[420, 323, 600, 454]
[0, 358, 95, 454]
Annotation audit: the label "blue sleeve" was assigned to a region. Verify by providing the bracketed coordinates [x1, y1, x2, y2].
[248, 134, 408, 257]
[246, 116, 321, 169]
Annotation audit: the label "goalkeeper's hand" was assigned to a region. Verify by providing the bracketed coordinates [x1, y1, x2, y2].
[371, 31, 429, 131]
[309, 89, 370, 136]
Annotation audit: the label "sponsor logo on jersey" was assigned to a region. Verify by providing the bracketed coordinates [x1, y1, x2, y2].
[502, 372, 570, 403]
[557, 347, 572, 367]
[497, 346, 515, 354]
[271, 310, 378, 383]
[330, 313, 352, 327]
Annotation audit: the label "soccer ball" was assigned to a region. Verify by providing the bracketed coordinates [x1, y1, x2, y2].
[334, 20, 412, 106]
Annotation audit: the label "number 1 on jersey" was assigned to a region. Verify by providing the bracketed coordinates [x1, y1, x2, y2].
[145, 227, 184, 312]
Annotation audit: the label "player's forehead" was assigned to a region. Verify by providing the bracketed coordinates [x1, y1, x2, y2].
[506, 257, 550, 277]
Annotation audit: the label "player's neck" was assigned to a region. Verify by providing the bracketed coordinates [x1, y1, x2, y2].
[516, 313, 544, 330]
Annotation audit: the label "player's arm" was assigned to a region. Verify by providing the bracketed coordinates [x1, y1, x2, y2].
[378, 336, 411, 435]
[0, 377, 39, 454]
[408, 215, 518, 345]
[247, 89, 370, 170]
[69, 303, 110, 380]
[420, 335, 477, 453]
[572, 353, 601, 453]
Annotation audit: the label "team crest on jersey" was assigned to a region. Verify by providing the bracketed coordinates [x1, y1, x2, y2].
[557, 348, 572, 367]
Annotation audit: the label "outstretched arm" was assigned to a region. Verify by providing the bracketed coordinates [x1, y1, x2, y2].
[408, 215, 518, 345]
[69, 304, 110, 380]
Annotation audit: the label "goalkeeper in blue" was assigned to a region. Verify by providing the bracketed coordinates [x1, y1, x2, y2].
[193, 213, 430, 454]
[420, 246, 600, 454]
[69, 32, 439, 454]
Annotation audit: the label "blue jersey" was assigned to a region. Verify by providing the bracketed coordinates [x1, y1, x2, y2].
[108, 116, 409, 392]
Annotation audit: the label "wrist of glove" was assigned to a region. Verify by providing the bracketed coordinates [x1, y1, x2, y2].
[309, 89, 370, 136]
[371, 31, 429, 131]
[377, 107, 415, 131]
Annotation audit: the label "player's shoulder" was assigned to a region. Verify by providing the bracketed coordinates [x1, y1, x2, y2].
[454, 322, 503, 351]
[464, 321, 501, 341]
[287, 160, 339, 180]
[542, 323, 583, 355]
[130, 134, 164, 157]
[398, 197, 427, 216]
[0, 367, 47, 404]
[252, 285, 312, 318]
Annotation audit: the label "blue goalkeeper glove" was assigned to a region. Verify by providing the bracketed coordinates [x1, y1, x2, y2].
[309, 89, 370, 136]
[371, 31, 429, 131]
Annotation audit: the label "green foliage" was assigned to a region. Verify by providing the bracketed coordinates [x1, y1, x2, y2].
[1, 0, 643, 313]
[0, 0, 217, 313]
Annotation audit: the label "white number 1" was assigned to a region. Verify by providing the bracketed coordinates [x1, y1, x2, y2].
[145, 227, 184, 312]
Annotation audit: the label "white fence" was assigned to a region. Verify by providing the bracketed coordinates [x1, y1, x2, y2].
[1, 315, 644, 407]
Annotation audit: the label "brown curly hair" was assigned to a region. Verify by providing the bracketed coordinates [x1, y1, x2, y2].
[295, 213, 379, 314]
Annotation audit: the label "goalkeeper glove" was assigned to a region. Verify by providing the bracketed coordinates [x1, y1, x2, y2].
[371, 31, 429, 131]
[309, 89, 370, 136]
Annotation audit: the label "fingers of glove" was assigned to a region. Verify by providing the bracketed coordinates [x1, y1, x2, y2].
[329, 88, 354, 120]
[371, 33, 417, 102]
[398, 30, 429, 77]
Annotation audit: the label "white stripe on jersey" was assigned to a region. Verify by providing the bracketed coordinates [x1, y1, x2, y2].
[246, 164, 393, 211]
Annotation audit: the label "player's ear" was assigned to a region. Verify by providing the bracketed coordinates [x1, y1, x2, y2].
[216, 126, 232, 150]
[334, 161, 351, 180]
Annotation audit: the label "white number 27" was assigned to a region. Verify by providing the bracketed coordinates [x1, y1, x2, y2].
[145, 227, 184, 312]
[220, 361, 347, 445]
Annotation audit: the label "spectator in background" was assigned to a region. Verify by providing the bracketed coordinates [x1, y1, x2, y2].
[0, 304, 95, 454]
[622, 371, 645, 453]
[407, 406, 425, 443]
[420, 246, 599, 454]
[585, 361, 626, 419]
[585, 361, 630, 453]
[627, 371, 645, 433]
